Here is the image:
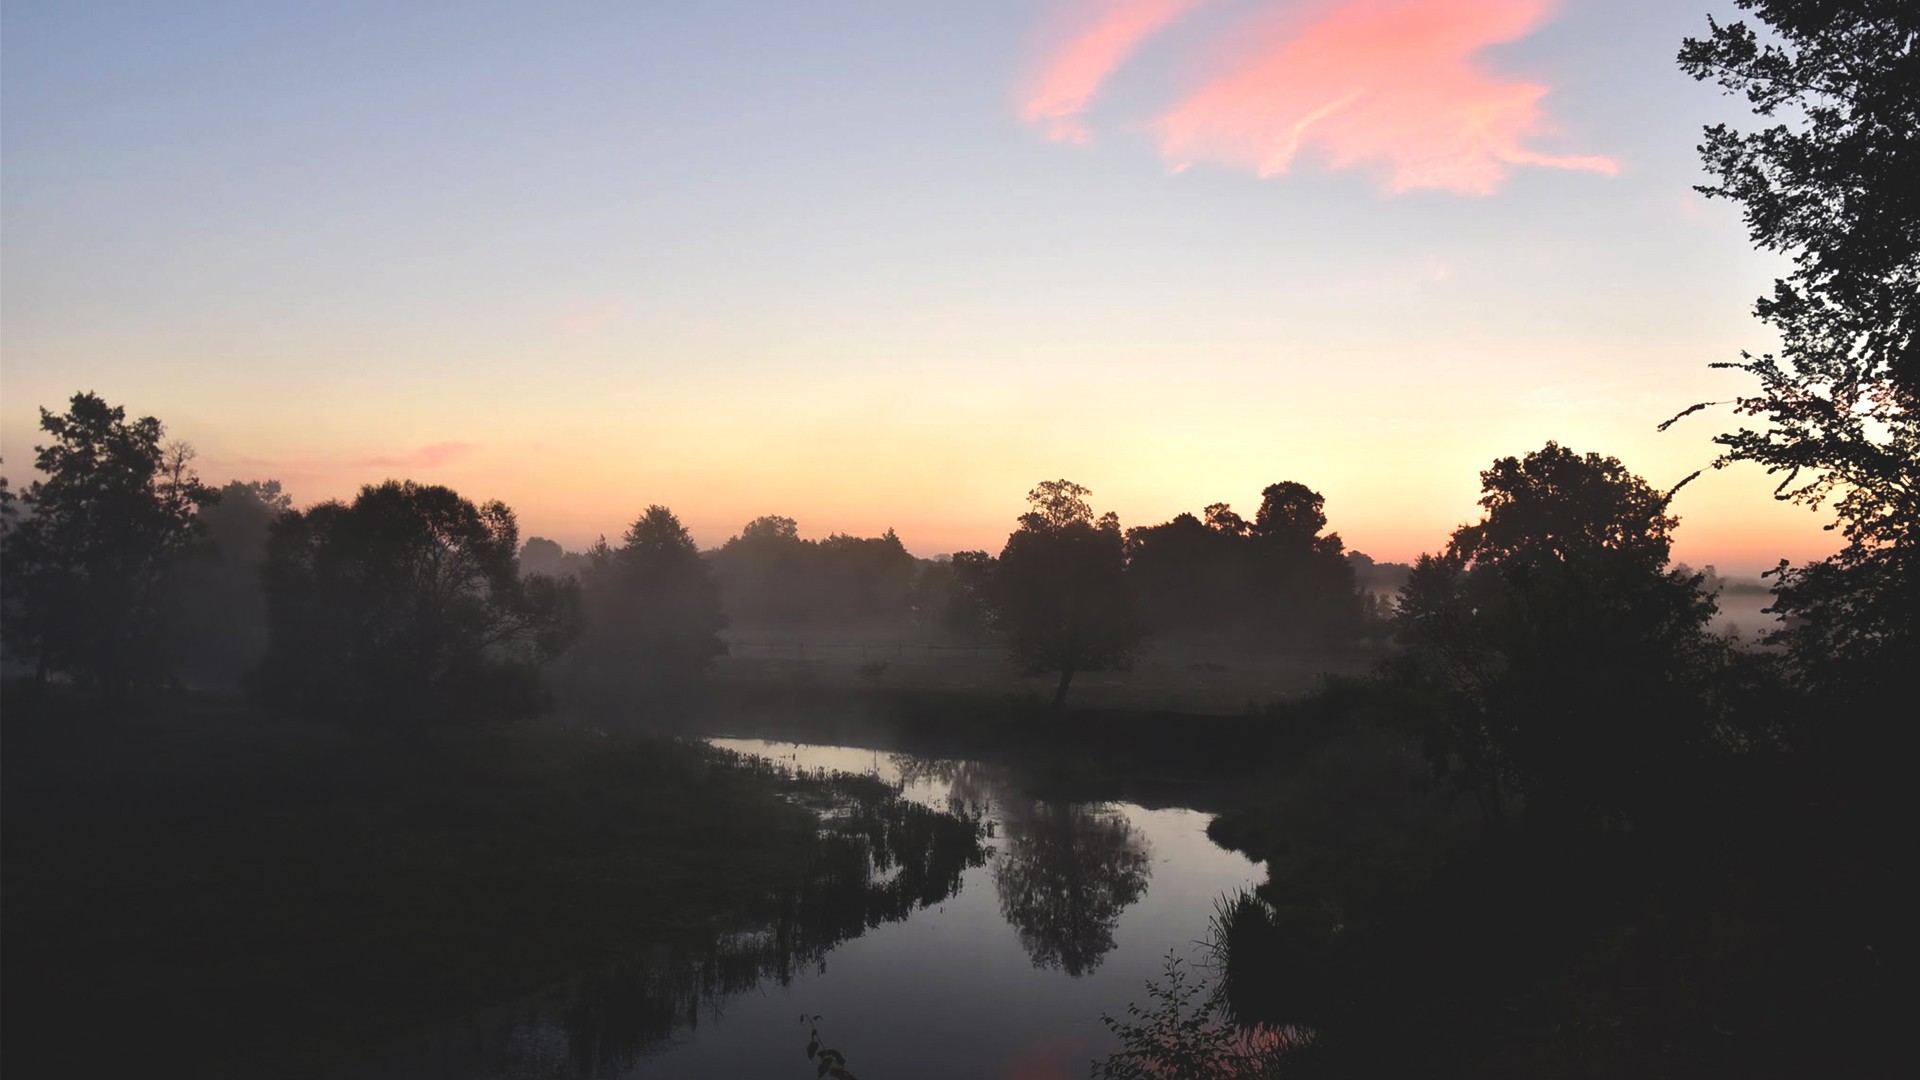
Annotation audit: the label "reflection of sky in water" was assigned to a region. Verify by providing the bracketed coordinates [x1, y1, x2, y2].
[635, 739, 1264, 1079]
[336, 739, 1263, 1079]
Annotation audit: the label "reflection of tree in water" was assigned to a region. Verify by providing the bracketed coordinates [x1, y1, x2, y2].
[994, 800, 1152, 977]
[345, 777, 986, 1080]
[888, 754, 1156, 977]
[890, 754, 1004, 821]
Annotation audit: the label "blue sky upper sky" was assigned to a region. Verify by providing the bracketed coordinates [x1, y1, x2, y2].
[2, 1, 1833, 572]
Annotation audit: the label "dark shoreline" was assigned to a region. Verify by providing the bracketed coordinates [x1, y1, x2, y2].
[0, 689, 912, 1079]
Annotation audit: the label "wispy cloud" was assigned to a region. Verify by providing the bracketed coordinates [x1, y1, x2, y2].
[1021, 0, 1616, 195]
[348, 442, 478, 470]
[1157, 0, 1615, 193]
[1020, 0, 1208, 145]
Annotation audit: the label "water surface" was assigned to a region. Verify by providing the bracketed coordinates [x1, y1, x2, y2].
[342, 737, 1263, 1079]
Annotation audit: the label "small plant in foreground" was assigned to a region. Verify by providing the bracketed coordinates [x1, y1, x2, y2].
[1094, 951, 1306, 1079]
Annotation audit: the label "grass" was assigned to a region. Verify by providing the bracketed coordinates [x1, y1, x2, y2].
[709, 635, 1383, 715]
[0, 691, 848, 1079]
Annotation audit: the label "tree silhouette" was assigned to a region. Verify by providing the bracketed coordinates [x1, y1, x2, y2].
[563, 505, 727, 707]
[0, 393, 217, 696]
[1392, 444, 1719, 830]
[994, 800, 1152, 976]
[708, 515, 919, 634]
[1674, 1, 1918, 705]
[992, 480, 1140, 707]
[1125, 511, 1248, 643]
[518, 536, 585, 580]
[814, 528, 917, 630]
[1128, 482, 1363, 648]
[256, 480, 581, 726]
[171, 480, 291, 689]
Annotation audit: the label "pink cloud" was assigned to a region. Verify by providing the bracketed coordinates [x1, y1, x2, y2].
[1154, 0, 1617, 193]
[1020, 0, 1208, 145]
[348, 442, 478, 470]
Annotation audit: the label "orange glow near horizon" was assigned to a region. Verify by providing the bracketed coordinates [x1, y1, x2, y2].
[186, 426, 1839, 580]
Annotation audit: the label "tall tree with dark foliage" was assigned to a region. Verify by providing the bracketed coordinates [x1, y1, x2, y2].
[1127, 481, 1363, 648]
[0, 393, 217, 696]
[1393, 443, 1719, 829]
[562, 505, 727, 708]
[993, 480, 1139, 707]
[1673, 0, 1918, 708]
[256, 480, 580, 726]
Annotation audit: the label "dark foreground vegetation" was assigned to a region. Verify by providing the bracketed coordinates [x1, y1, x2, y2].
[0, 692, 984, 1079]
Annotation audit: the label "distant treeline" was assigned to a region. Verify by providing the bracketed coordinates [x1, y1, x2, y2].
[0, 392, 1432, 717]
[0, 391, 1769, 721]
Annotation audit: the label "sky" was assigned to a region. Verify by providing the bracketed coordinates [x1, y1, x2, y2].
[1, 0, 1837, 574]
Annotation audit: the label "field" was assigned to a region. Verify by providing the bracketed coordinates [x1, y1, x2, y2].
[712, 631, 1383, 714]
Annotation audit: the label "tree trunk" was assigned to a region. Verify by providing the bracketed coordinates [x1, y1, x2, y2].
[1051, 665, 1075, 709]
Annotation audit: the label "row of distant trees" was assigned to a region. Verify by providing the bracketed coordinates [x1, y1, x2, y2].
[1, 375, 1904, 747]
[0, 396, 1391, 717]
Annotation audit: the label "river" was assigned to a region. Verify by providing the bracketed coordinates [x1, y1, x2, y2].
[338, 735, 1265, 1079]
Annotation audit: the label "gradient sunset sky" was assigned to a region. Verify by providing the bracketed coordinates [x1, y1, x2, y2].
[2, 0, 1835, 573]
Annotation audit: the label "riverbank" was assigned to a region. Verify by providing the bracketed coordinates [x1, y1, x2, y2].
[0, 691, 868, 1079]
[580, 676, 1392, 816]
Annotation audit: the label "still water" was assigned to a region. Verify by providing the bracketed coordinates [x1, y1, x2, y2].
[344, 737, 1263, 1079]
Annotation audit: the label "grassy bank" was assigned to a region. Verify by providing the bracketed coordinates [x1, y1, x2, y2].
[657, 678, 1373, 814]
[0, 692, 841, 1078]
[709, 635, 1382, 715]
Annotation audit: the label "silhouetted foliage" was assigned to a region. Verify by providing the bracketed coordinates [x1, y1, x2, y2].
[518, 535, 586, 580]
[1675, 1, 1918, 708]
[1127, 482, 1365, 648]
[1124, 511, 1246, 642]
[993, 799, 1151, 976]
[923, 548, 998, 640]
[170, 479, 291, 689]
[560, 505, 727, 708]
[1347, 551, 1411, 632]
[0, 393, 218, 696]
[989, 480, 1140, 706]
[1247, 483, 1365, 641]
[1390, 443, 1721, 830]
[708, 516, 918, 636]
[0, 468, 17, 535]
[1095, 951, 1299, 1080]
[256, 480, 581, 726]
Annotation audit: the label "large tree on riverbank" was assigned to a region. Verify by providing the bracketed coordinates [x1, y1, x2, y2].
[992, 480, 1140, 708]
[1672, 1, 1918, 707]
[1393, 444, 1720, 829]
